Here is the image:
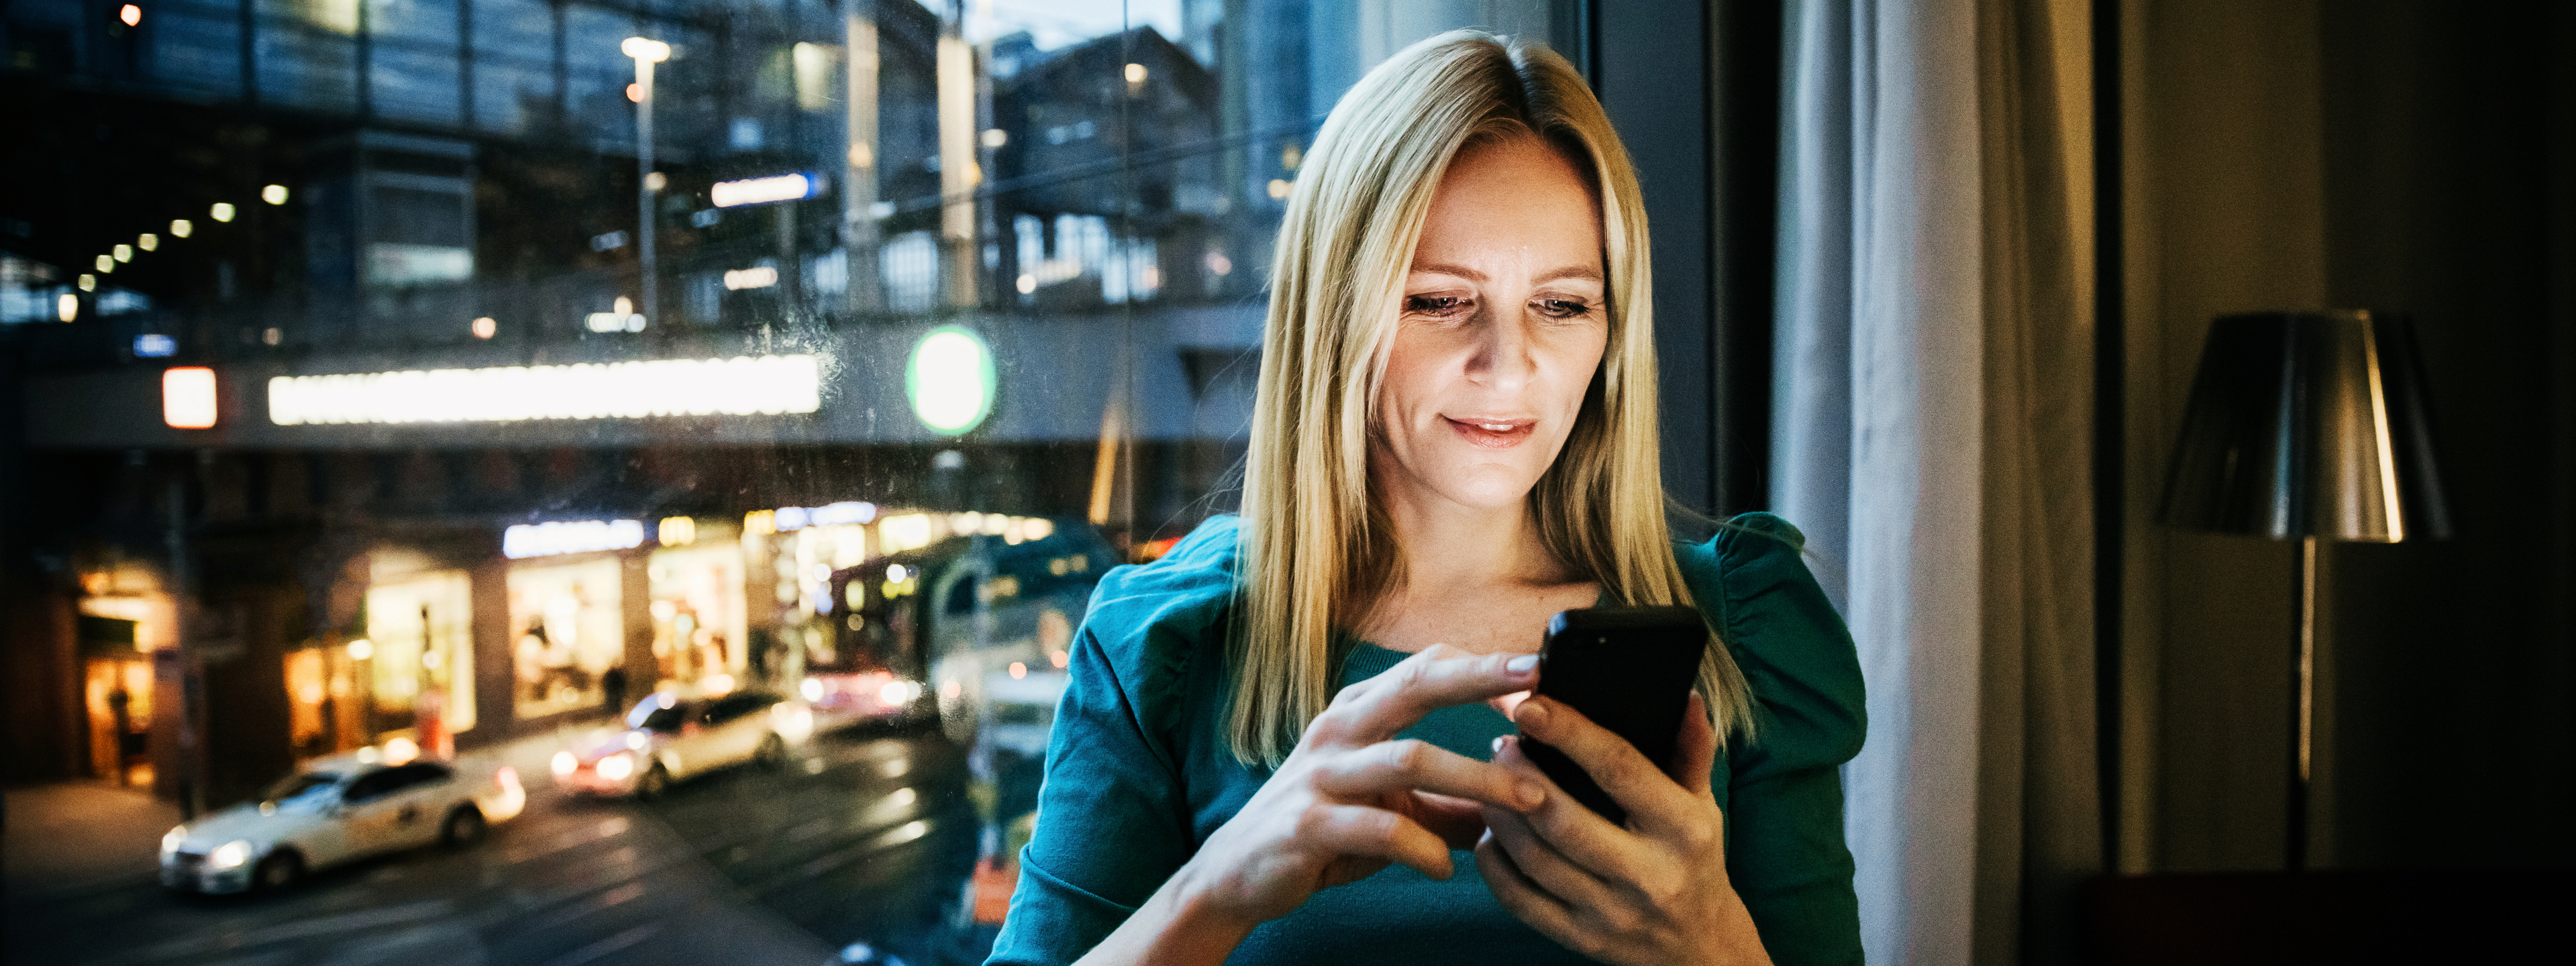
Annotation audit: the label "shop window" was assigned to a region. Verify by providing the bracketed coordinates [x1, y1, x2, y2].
[650, 525, 751, 694]
[362, 571, 477, 753]
[507, 557, 624, 720]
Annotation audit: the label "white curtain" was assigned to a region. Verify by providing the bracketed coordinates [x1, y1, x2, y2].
[1771, 0, 2101, 963]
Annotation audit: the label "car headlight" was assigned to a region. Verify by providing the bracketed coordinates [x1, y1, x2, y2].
[208, 840, 252, 871]
[552, 751, 577, 777]
[596, 753, 634, 781]
[160, 826, 186, 859]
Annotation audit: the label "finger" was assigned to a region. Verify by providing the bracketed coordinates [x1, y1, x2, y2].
[1675, 690, 1718, 800]
[1312, 739, 1546, 812]
[1311, 646, 1539, 745]
[1407, 792, 1490, 850]
[1481, 800, 1618, 912]
[1298, 804, 1458, 881]
[1514, 696, 1702, 839]
[1476, 831, 1584, 947]
[1490, 735, 1645, 873]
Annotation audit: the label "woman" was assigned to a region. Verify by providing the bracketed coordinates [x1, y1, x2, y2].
[987, 32, 1862, 966]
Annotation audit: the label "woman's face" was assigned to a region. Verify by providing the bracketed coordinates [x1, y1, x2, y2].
[1373, 137, 1608, 513]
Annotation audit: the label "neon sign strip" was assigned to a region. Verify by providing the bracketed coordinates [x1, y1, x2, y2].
[267, 355, 822, 425]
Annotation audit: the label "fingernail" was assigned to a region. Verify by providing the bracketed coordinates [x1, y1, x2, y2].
[1517, 700, 1548, 727]
[1506, 654, 1539, 674]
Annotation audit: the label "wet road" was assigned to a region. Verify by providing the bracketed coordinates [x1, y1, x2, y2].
[4, 725, 997, 966]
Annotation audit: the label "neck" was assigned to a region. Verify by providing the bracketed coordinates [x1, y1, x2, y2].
[1370, 466, 1565, 600]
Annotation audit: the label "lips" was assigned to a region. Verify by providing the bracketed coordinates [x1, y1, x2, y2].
[1443, 416, 1536, 447]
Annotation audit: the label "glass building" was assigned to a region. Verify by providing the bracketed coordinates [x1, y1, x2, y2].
[2, 3, 1637, 963]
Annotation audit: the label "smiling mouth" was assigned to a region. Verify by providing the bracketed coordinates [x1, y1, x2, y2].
[1443, 416, 1536, 447]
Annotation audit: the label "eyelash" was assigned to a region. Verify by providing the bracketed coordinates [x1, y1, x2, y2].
[1402, 296, 1597, 321]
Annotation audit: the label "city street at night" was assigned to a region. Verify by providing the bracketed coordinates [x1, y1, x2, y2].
[6, 722, 990, 966]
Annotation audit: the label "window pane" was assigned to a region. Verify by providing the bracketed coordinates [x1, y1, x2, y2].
[560, 4, 635, 145]
[21, 2, 1584, 963]
[256, 16, 360, 112]
[371, 44, 461, 125]
[366, 0, 456, 45]
[143, 2, 243, 97]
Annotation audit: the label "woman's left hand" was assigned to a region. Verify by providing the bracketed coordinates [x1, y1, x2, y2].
[1476, 692, 1773, 966]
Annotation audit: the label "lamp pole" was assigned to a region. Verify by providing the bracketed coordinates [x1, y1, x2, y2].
[624, 38, 670, 327]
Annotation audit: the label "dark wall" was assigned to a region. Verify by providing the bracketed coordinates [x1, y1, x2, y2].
[2132, 0, 2576, 873]
[2312, 0, 2576, 869]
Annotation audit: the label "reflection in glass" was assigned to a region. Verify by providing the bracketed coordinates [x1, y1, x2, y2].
[15, 1, 1588, 963]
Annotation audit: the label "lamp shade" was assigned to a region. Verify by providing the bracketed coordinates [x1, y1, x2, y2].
[2159, 310, 2450, 542]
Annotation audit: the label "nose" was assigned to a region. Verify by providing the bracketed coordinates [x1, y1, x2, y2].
[1463, 305, 1539, 391]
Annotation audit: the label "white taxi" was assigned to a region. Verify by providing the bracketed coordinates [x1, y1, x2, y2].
[160, 751, 525, 894]
[553, 690, 815, 798]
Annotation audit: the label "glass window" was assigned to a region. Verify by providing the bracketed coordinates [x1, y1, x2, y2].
[142, 1, 244, 96]
[22, 1, 1586, 963]
[628, 695, 690, 732]
[255, 0, 361, 112]
[362, 572, 476, 740]
[261, 771, 344, 806]
[470, 0, 556, 134]
[559, 4, 636, 144]
[371, 44, 463, 125]
[507, 557, 623, 720]
[342, 767, 402, 802]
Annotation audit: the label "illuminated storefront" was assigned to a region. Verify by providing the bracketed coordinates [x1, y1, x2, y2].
[648, 518, 750, 694]
[360, 571, 478, 755]
[507, 557, 627, 720]
[74, 559, 176, 786]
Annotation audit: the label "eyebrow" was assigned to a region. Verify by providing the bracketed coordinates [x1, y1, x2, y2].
[1408, 262, 1605, 285]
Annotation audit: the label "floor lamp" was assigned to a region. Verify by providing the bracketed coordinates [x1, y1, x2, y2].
[2157, 310, 2450, 871]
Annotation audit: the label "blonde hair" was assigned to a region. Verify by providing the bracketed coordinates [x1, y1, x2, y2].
[1230, 31, 1758, 766]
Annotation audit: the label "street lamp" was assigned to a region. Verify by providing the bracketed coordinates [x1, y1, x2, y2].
[623, 36, 671, 329]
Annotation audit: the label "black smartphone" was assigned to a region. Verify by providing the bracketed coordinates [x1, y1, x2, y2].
[1518, 606, 1708, 826]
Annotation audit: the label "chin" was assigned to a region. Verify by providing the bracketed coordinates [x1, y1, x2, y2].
[1423, 468, 1547, 510]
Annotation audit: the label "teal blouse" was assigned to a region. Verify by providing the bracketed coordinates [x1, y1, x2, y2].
[984, 513, 1865, 965]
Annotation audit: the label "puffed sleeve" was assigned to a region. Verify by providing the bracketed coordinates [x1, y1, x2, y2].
[1679, 512, 1865, 966]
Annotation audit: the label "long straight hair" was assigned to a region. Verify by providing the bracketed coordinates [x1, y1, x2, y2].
[1231, 32, 1757, 766]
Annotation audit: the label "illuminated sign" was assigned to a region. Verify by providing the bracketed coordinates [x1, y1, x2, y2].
[906, 325, 995, 434]
[658, 516, 697, 546]
[772, 501, 876, 532]
[162, 367, 217, 429]
[503, 519, 646, 559]
[134, 334, 176, 358]
[266, 355, 822, 425]
[710, 172, 825, 208]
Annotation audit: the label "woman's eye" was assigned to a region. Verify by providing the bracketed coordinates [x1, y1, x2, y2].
[1536, 299, 1594, 319]
[1405, 295, 1470, 317]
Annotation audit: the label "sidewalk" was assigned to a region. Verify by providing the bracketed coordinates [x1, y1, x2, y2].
[3, 780, 181, 902]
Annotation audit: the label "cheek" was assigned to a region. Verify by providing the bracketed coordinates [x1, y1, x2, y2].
[1541, 331, 1610, 413]
[1375, 329, 1447, 424]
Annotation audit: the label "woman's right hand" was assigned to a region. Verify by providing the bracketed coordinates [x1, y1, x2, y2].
[1169, 644, 1551, 928]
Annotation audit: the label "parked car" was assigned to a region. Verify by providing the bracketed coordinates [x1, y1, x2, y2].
[160, 753, 525, 894]
[553, 690, 815, 798]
